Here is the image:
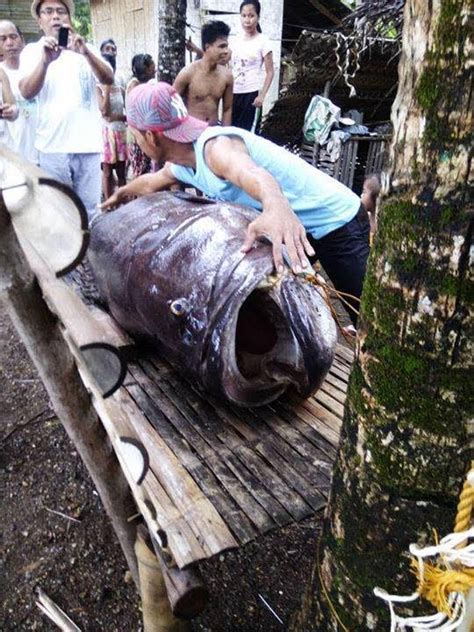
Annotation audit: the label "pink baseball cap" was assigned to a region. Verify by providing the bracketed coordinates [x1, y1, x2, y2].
[126, 81, 208, 143]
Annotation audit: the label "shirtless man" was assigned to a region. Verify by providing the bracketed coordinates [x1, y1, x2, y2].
[173, 21, 233, 126]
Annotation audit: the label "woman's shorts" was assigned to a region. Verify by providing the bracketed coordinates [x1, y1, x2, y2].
[102, 127, 127, 164]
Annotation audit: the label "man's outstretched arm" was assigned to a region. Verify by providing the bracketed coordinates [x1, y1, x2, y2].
[205, 136, 315, 274]
[100, 163, 180, 211]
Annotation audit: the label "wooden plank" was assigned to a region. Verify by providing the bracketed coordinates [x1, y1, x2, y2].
[299, 396, 343, 433]
[253, 441, 327, 511]
[126, 379, 210, 468]
[335, 343, 354, 365]
[193, 455, 274, 536]
[139, 474, 207, 567]
[145, 360, 308, 527]
[127, 366, 272, 541]
[331, 357, 352, 376]
[224, 402, 333, 480]
[180, 393, 317, 520]
[282, 398, 341, 446]
[185, 461, 257, 545]
[314, 390, 345, 419]
[319, 381, 347, 405]
[0, 147, 88, 277]
[142, 359, 247, 451]
[269, 400, 338, 459]
[73, 344, 207, 568]
[139, 364, 277, 535]
[329, 363, 352, 382]
[223, 452, 293, 528]
[114, 388, 238, 558]
[217, 404, 330, 508]
[324, 371, 348, 394]
[248, 408, 334, 490]
[234, 445, 313, 521]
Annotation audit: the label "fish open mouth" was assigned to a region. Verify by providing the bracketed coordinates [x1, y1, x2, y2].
[235, 290, 299, 380]
[219, 283, 314, 406]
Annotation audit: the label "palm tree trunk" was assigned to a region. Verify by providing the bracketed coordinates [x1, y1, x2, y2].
[292, 0, 472, 629]
[157, 0, 187, 84]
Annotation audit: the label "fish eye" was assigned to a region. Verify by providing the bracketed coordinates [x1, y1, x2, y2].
[170, 298, 190, 316]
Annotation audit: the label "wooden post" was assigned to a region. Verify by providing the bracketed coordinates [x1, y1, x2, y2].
[0, 192, 140, 585]
[135, 526, 190, 632]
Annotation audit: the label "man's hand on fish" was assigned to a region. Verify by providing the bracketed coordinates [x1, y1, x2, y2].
[100, 186, 129, 212]
[100, 167, 180, 212]
[241, 202, 315, 274]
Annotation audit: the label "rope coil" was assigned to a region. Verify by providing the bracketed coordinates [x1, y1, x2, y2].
[375, 463, 474, 630]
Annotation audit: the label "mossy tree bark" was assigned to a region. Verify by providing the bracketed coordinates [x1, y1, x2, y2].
[292, 1, 472, 629]
[157, 0, 187, 84]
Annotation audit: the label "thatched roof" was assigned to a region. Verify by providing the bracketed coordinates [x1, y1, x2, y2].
[262, 29, 400, 147]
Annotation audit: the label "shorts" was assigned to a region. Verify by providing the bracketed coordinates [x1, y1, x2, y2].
[102, 127, 127, 164]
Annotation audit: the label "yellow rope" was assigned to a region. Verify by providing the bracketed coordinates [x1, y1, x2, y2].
[411, 561, 474, 617]
[454, 462, 474, 533]
[413, 462, 474, 616]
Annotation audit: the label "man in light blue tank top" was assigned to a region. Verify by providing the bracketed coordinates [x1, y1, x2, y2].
[101, 82, 370, 325]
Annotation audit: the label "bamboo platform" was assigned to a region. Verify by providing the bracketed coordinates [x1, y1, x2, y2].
[0, 149, 353, 625]
[68, 274, 352, 570]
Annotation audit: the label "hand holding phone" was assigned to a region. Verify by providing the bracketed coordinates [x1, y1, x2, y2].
[58, 26, 69, 48]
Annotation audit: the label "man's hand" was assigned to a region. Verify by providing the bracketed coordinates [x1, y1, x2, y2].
[0, 103, 18, 121]
[100, 186, 130, 212]
[40, 35, 61, 64]
[252, 95, 264, 108]
[100, 168, 182, 212]
[68, 32, 88, 56]
[241, 200, 315, 274]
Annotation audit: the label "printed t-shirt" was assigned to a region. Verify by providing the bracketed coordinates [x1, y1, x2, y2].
[231, 33, 272, 94]
[20, 41, 102, 154]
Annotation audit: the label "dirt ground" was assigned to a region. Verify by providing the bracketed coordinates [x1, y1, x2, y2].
[1, 301, 325, 631]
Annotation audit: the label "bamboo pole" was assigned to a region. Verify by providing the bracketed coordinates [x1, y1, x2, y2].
[0, 191, 139, 585]
[135, 526, 190, 632]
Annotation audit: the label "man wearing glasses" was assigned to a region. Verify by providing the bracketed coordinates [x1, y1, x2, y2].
[19, 0, 113, 219]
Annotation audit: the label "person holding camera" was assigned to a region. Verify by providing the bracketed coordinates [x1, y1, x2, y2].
[19, 0, 113, 218]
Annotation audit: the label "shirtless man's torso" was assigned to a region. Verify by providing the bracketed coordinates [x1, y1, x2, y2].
[173, 35, 233, 126]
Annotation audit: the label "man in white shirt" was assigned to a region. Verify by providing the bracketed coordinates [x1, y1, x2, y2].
[19, 0, 113, 218]
[0, 20, 39, 163]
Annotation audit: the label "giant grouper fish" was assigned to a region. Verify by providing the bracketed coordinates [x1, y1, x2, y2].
[88, 191, 337, 407]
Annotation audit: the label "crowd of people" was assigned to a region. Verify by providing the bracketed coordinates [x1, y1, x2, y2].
[0, 1, 273, 206]
[0, 0, 379, 328]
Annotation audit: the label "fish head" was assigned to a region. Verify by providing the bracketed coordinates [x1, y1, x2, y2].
[202, 249, 337, 406]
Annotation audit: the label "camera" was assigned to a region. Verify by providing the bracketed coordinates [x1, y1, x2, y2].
[58, 26, 69, 48]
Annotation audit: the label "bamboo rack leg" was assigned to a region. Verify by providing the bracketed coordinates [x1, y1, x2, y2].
[0, 194, 139, 585]
[135, 528, 190, 632]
